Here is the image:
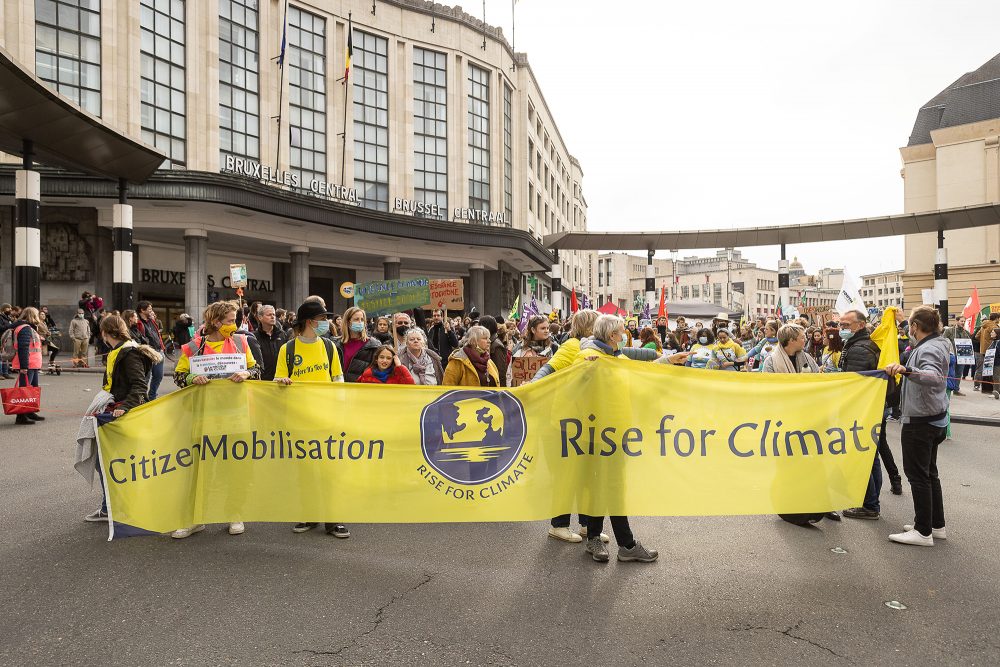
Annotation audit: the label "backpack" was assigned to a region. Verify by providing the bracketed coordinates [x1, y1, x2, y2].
[1, 327, 15, 362]
[285, 337, 336, 379]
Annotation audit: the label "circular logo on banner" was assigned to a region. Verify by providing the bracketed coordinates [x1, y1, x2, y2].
[420, 390, 527, 485]
[339, 282, 355, 299]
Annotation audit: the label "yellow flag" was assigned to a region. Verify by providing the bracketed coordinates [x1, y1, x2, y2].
[870, 307, 900, 377]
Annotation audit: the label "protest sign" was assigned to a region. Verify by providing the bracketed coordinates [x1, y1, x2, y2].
[423, 279, 465, 311]
[229, 264, 247, 289]
[955, 340, 975, 366]
[353, 277, 431, 316]
[97, 358, 886, 538]
[189, 353, 247, 378]
[509, 356, 546, 387]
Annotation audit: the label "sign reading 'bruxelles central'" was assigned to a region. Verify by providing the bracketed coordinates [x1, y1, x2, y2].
[222, 156, 359, 204]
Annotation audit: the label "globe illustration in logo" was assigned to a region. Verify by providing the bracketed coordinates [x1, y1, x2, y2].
[420, 390, 527, 485]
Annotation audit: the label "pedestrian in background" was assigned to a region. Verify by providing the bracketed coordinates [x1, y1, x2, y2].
[9, 306, 45, 426]
[69, 308, 92, 368]
[135, 301, 165, 400]
[885, 306, 951, 547]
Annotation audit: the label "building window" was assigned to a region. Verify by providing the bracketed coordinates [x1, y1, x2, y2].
[288, 6, 326, 187]
[528, 183, 534, 212]
[467, 63, 491, 212]
[503, 82, 513, 223]
[140, 0, 185, 166]
[35, 0, 102, 116]
[219, 0, 260, 162]
[353, 29, 389, 210]
[413, 47, 447, 219]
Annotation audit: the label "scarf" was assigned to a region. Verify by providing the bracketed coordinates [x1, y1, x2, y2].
[372, 367, 392, 382]
[403, 347, 434, 384]
[464, 345, 494, 386]
[770, 344, 799, 374]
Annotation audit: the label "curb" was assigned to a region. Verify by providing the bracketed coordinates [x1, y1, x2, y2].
[950, 414, 1000, 427]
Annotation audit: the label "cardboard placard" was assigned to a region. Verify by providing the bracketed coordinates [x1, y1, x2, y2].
[190, 353, 247, 378]
[509, 356, 546, 387]
[423, 279, 465, 311]
[229, 264, 248, 289]
[353, 277, 432, 316]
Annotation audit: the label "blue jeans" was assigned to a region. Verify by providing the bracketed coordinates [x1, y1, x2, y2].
[863, 452, 882, 512]
[15, 369, 39, 388]
[148, 360, 164, 400]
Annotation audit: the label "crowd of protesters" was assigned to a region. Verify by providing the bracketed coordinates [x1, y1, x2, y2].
[3, 292, 998, 559]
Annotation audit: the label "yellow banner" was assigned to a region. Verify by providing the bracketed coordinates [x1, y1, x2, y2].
[96, 358, 885, 536]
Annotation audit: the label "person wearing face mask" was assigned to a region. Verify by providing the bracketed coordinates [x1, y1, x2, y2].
[76, 314, 162, 523]
[359, 344, 415, 384]
[573, 314, 659, 564]
[443, 325, 499, 387]
[711, 328, 747, 372]
[171, 301, 260, 539]
[391, 311, 420, 351]
[69, 308, 92, 368]
[337, 306, 383, 383]
[820, 324, 844, 372]
[685, 328, 718, 370]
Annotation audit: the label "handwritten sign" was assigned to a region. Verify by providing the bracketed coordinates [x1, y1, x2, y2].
[354, 278, 431, 316]
[956, 340, 975, 366]
[422, 279, 465, 311]
[509, 356, 546, 387]
[229, 264, 248, 289]
[190, 353, 247, 378]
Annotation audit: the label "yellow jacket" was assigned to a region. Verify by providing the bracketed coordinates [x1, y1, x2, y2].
[442, 348, 500, 387]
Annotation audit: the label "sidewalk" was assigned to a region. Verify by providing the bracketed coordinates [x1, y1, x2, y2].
[950, 384, 1000, 425]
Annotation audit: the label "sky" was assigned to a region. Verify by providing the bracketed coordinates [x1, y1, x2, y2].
[454, 0, 1000, 278]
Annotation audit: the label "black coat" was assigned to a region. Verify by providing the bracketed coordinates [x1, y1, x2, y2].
[255, 325, 289, 381]
[838, 329, 881, 373]
[106, 344, 157, 411]
[427, 323, 459, 362]
[172, 319, 193, 346]
[337, 337, 383, 383]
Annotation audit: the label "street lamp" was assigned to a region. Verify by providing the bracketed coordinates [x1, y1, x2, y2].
[670, 250, 678, 302]
[726, 247, 733, 310]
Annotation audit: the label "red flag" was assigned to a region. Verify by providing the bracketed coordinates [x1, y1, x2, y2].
[570, 287, 579, 314]
[657, 284, 666, 317]
[962, 286, 981, 334]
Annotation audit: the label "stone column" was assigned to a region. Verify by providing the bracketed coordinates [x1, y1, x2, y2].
[184, 229, 208, 322]
[468, 264, 485, 315]
[112, 179, 134, 312]
[645, 249, 656, 315]
[14, 141, 40, 308]
[549, 251, 562, 316]
[383, 256, 401, 280]
[778, 244, 789, 321]
[290, 246, 310, 307]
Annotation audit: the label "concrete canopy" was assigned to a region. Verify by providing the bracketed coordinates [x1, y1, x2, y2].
[544, 202, 1000, 251]
[0, 46, 163, 183]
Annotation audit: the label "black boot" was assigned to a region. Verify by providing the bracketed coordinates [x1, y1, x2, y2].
[26, 413, 45, 421]
[890, 475, 903, 495]
[15, 415, 34, 425]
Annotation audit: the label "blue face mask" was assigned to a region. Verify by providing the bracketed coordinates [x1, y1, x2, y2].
[616, 337, 626, 351]
[839, 329, 854, 342]
[350, 322, 365, 333]
[314, 320, 330, 336]
[698, 336, 709, 345]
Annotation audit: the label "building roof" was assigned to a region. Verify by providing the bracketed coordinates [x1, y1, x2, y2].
[544, 202, 1000, 252]
[907, 52, 1000, 146]
[0, 46, 164, 183]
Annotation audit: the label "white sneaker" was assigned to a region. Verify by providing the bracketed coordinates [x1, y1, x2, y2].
[171, 524, 205, 539]
[578, 526, 610, 543]
[904, 524, 946, 540]
[889, 528, 934, 547]
[228, 522, 245, 535]
[548, 526, 582, 543]
[83, 509, 109, 523]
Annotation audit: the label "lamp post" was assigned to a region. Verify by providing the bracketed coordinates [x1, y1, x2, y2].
[670, 250, 678, 301]
[726, 247, 733, 310]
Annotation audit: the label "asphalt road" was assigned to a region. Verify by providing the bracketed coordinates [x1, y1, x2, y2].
[1, 373, 998, 666]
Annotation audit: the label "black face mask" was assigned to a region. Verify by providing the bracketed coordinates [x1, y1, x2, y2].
[396, 325, 409, 336]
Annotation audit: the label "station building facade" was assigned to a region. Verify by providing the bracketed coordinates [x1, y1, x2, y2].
[0, 0, 593, 324]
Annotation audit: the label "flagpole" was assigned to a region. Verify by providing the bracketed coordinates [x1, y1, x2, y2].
[274, 0, 289, 174]
[340, 13, 352, 187]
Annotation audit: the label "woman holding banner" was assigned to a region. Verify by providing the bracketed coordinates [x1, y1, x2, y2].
[573, 314, 659, 564]
[171, 301, 261, 539]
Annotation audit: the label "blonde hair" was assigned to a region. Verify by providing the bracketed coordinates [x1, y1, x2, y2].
[202, 301, 238, 334]
[777, 323, 805, 347]
[343, 306, 368, 340]
[568, 309, 600, 339]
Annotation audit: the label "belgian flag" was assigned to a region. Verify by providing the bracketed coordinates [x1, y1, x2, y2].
[344, 16, 353, 82]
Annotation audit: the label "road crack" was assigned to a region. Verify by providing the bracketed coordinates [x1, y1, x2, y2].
[728, 620, 850, 662]
[295, 572, 437, 660]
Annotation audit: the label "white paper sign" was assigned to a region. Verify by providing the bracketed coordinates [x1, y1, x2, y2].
[921, 289, 935, 305]
[955, 340, 975, 366]
[229, 263, 248, 288]
[190, 353, 247, 378]
[984, 349, 995, 378]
